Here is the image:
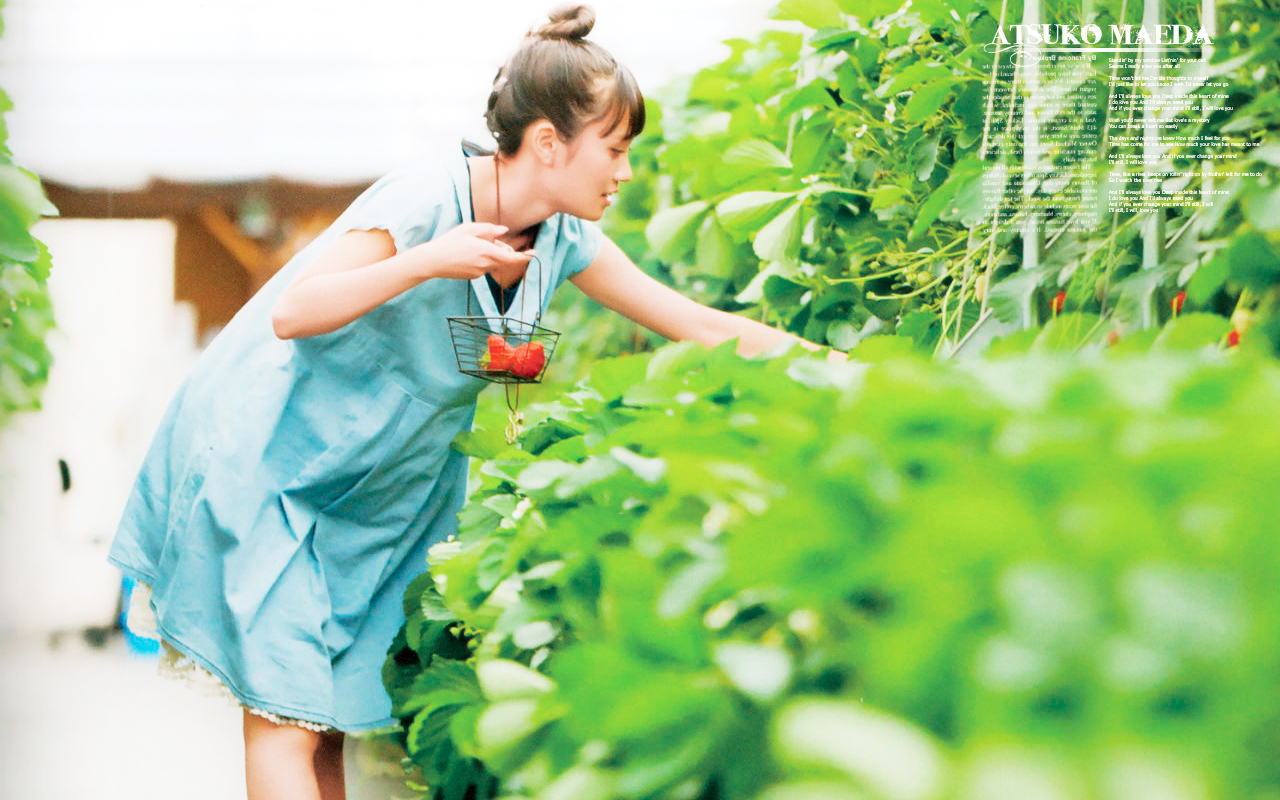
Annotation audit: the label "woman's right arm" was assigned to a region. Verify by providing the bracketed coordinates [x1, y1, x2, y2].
[270, 223, 532, 340]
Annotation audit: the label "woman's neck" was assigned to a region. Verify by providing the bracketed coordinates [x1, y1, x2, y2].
[468, 153, 555, 244]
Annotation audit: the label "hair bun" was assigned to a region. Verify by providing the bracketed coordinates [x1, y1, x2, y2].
[532, 4, 595, 41]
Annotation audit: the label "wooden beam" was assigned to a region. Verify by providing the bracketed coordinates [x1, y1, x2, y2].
[41, 177, 369, 220]
[197, 204, 274, 284]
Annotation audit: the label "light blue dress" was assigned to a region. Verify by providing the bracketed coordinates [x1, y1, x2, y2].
[108, 143, 601, 731]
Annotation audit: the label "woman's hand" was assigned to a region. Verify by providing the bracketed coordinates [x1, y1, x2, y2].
[272, 223, 535, 340]
[416, 223, 535, 281]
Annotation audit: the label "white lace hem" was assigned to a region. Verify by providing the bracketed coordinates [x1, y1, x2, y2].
[127, 583, 335, 733]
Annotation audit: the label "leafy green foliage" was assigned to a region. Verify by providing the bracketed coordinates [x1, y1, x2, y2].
[591, 0, 1280, 360]
[386, 339, 1280, 799]
[0, 51, 58, 423]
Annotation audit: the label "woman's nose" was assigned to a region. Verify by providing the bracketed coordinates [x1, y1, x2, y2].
[617, 156, 632, 182]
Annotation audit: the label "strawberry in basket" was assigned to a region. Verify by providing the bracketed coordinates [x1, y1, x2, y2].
[480, 334, 515, 372]
[509, 341, 546, 379]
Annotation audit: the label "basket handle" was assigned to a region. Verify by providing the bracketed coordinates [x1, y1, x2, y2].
[463, 252, 546, 327]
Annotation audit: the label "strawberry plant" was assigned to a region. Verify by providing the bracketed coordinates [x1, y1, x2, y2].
[385, 339, 1280, 800]
[0, 12, 58, 424]
[585, 0, 1280, 361]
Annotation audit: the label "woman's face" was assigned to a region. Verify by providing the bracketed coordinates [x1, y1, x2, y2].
[554, 115, 634, 221]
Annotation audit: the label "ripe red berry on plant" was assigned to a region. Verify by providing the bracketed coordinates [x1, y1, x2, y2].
[1171, 291, 1186, 315]
[1051, 291, 1066, 315]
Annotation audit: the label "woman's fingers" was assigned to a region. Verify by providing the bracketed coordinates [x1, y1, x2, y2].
[484, 241, 535, 267]
[470, 222, 509, 241]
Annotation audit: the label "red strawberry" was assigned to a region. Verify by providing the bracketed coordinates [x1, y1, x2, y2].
[1227, 329, 1240, 348]
[481, 334, 514, 372]
[509, 341, 546, 379]
[1107, 329, 1120, 346]
[1171, 291, 1186, 315]
[1051, 291, 1066, 315]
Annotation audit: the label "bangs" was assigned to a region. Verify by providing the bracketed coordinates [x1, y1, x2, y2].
[596, 68, 646, 141]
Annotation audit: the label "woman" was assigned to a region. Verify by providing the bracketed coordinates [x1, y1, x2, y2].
[110, 6, 833, 799]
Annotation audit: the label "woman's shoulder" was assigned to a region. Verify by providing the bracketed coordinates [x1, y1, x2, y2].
[332, 145, 470, 250]
[362, 148, 463, 199]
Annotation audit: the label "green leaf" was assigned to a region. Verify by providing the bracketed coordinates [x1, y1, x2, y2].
[1185, 254, 1229, 304]
[904, 80, 959, 123]
[871, 186, 910, 211]
[909, 158, 985, 239]
[723, 138, 793, 172]
[1244, 185, 1280, 230]
[537, 765, 616, 800]
[944, 160, 1005, 227]
[897, 309, 941, 348]
[1155, 313, 1232, 351]
[695, 215, 737, 278]
[716, 191, 799, 235]
[476, 659, 555, 701]
[614, 729, 719, 797]
[882, 63, 952, 97]
[1251, 142, 1280, 167]
[753, 200, 804, 261]
[1033, 312, 1103, 351]
[755, 781, 869, 800]
[406, 707, 453, 760]
[836, 61, 866, 105]
[988, 268, 1053, 326]
[0, 212, 37, 262]
[791, 118, 836, 176]
[0, 164, 57, 228]
[658, 557, 726, 618]
[1113, 267, 1179, 328]
[834, 0, 912, 21]
[771, 0, 845, 30]
[515, 460, 576, 493]
[779, 83, 839, 118]
[646, 201, 710, 261]
[609, 445, 667, 484]
[911, 134, 941, 182]
[474, 698, 547, 770]
[848, 335, 924, 362]
[513, 621, 559, 649]
[1225, 231, 1280, 292]
[764, 274, 808, 308]
[811, 28, 861, 52]
[773, 699, 947, 800]
[736, 261, 789, 304]
[399, 660, 483, 717]
[713, 642, 793, 701]
[587, 354, 651, 402]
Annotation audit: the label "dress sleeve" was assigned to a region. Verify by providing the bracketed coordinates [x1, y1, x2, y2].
[552, 216, 603, 284]
[335, 161, 454, 253]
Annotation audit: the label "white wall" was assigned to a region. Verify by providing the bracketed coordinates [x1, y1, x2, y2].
[0, 219, 199, 634]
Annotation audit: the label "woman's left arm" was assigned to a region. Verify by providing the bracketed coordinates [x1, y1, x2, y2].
[571, 235, 827, 357]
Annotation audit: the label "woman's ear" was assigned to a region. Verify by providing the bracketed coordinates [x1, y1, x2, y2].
[527, 120, 560, 165]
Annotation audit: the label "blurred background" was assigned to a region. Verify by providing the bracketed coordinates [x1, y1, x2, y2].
[0, 1, 774, 797]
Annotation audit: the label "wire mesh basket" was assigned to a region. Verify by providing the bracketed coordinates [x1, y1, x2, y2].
[448, 315, 560, 384]
[447, 252, 560, 384]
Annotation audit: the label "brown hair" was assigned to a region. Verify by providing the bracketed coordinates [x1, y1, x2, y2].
[485, 4, 645, 156]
